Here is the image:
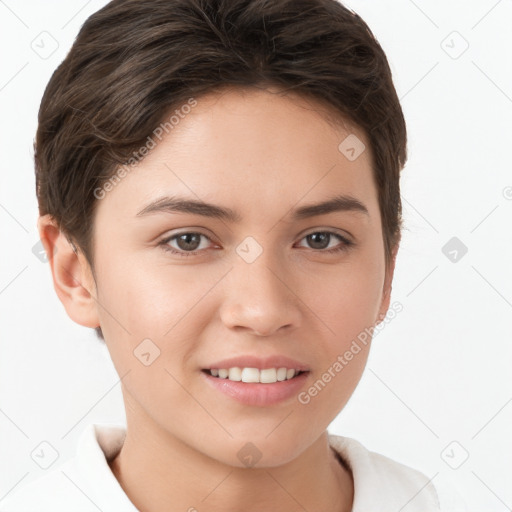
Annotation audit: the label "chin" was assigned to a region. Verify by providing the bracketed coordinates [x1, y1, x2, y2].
[202, 434, 310, 470]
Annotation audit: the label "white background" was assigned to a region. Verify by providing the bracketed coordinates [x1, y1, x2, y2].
[0, 0, 511, 509]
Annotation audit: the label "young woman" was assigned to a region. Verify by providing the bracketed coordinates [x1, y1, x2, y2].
[1, 1, 466, 510]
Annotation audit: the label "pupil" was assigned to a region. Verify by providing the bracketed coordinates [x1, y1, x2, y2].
[308, 232, 329, 249]
[177, 233, 200, 251]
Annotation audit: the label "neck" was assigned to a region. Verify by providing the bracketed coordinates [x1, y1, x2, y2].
[109, 401, 353, 512]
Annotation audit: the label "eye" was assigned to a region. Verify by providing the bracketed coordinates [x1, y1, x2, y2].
[158, 231, 215, 258]
[296, 231, 353, 254]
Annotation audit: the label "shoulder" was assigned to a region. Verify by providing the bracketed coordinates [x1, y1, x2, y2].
[0, 423, 133, 512]
[329, 434, 467, 512]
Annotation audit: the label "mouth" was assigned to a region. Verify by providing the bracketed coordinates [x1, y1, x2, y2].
[202, 367, 308, 383]
[201, 366, 310, 406]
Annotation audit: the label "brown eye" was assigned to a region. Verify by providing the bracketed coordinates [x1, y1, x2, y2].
[297, 231, 353, 253]
[159, 232, 213, 257]
[174, 233, 202, 251]
[305, 232, 331, 250]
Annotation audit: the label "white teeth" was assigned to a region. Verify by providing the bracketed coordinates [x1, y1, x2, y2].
[241, 367, 260, 383]
[260, 368, 277, 383]
[276, 367, 287, 381]
[208, 367, 302, 383]
[228, 367, 242, 381]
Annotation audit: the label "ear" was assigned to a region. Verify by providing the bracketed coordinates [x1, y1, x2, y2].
[376, 239, 400, 325]
[37, 215, 100, 329]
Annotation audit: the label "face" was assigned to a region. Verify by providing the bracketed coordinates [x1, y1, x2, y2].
[56, 86, 396, 467]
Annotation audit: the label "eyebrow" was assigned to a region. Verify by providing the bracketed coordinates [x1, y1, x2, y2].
[136, 194, 369, 221]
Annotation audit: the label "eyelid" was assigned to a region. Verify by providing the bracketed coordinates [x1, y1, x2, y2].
[299, 226, 354, 242]
[159, 229, 217, 248]
[159, 227, 217, 242]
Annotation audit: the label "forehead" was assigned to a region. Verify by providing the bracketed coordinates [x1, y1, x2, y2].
[175, 84, 367, 153]
[96, 86, 378, 222]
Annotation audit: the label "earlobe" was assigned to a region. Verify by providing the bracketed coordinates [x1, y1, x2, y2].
[37, 215, 100, 329]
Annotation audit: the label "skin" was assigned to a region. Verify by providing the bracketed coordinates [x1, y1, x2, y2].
[39, 85, 399, 512]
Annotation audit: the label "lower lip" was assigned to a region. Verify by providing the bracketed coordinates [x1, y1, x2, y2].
[202, 371, 309, 407]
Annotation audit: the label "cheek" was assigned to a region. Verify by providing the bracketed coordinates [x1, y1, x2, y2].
[302, 256, 384, 346]
[296, 267, 380, 423]
[94, 254, 223, 369]
[93, 258, 212, 423]
[96, 251, 188, 331]
[295, 248, 383, 408]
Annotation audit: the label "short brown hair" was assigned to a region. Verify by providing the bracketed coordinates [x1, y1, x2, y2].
[35, 0, 407, 341]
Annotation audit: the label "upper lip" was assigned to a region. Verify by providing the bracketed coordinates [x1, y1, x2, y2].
[205, 355, 310, 372]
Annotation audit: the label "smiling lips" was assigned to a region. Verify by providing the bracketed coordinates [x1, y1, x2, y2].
[202, 355, 310, 406]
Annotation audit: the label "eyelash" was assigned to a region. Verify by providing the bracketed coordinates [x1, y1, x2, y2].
[158, 231, 354, 258]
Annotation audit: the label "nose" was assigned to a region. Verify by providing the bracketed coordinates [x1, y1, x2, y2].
[219, 250, 302, 337]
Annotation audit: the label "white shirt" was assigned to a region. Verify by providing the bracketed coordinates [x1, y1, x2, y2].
[0, 423, 467, 511]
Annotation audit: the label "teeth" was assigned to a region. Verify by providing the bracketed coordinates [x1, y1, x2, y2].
[276, 367, 287, 381]
[228, 367, 242, 381]
[241, 367, 260, 383]
[260, 368, 277, 383]
[208, 367, 302, 383]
